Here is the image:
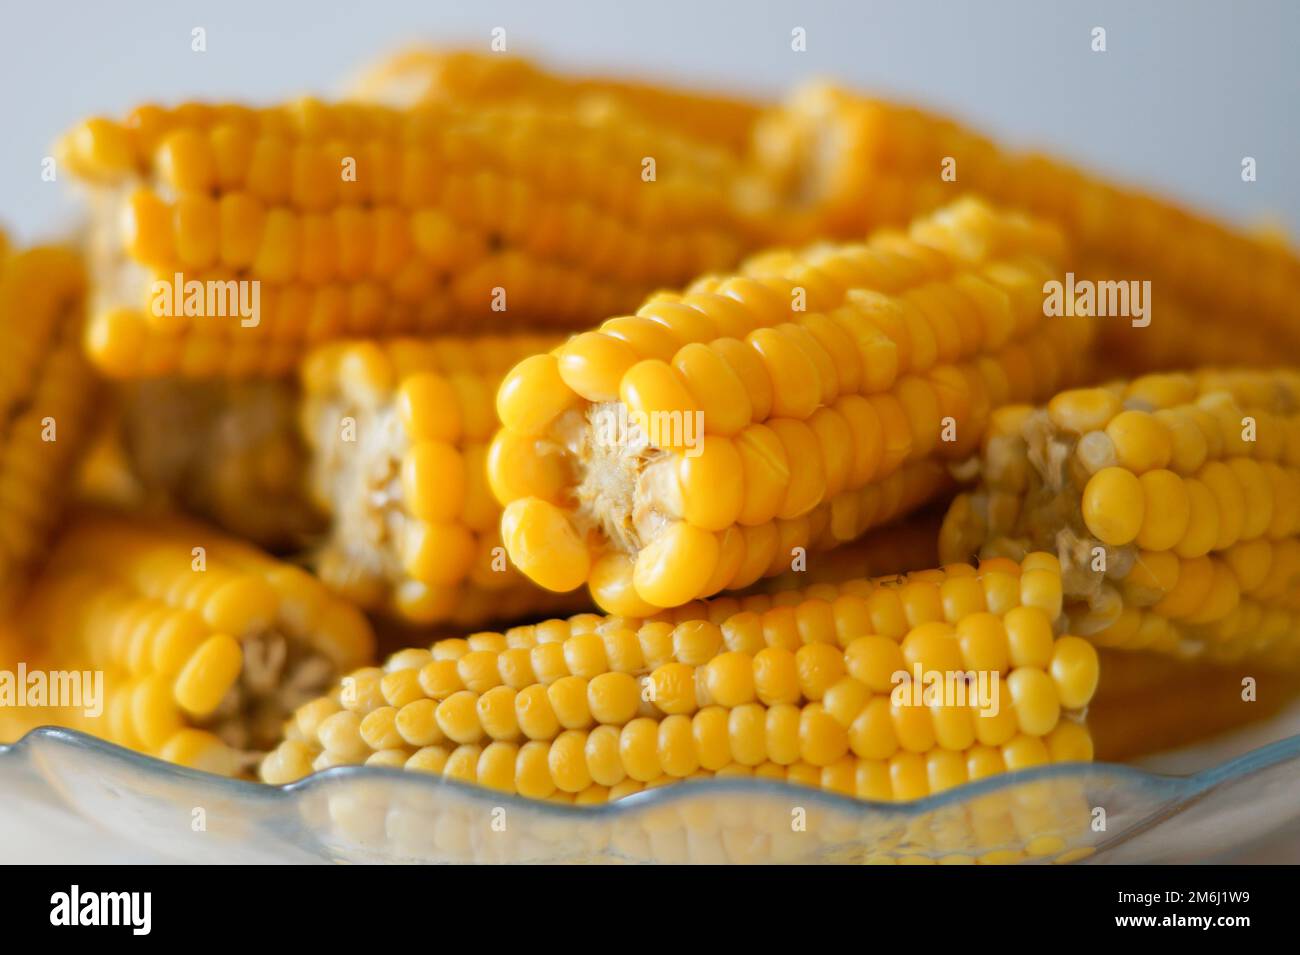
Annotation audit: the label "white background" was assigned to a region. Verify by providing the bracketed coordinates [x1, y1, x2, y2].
[1, 0, 1297, 243]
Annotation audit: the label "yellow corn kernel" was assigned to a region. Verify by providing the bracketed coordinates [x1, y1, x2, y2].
[1082, 467, 1145, 546]
[501, 499, 590, 593]
[261, 554, 1095, 807]
[174, 634, 243, 717]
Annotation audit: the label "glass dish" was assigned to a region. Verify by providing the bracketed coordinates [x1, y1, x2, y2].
[3, 716, 1299, 864]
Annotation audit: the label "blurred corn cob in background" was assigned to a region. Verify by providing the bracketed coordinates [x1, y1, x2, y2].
[99, 379, 322, 549]
[492, 198, 1093, 615]
[0, 241, 98, 610]
[0, 617, 40, 743]
[756, 84, 1300, 370]
[2, 512, 373, 776]
[262, 551, 1098, 807]
[940, 370, 1300, 669]
[300, 334, 590, 626]
[1088, 650, 1300, 762]
[349, 48, 763, 157]
[60, 92, 781, 379]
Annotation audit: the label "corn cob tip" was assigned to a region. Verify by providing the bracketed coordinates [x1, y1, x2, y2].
[8, 513, 376, 775]
[298, 335, 590, 626]
[941, 372, 1300, 668]
[489, 199, 1090, 615]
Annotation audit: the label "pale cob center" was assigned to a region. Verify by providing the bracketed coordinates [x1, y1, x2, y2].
[963, 407, 1116, 603]
[308, 389, 409, 601]
[85, 185, 155, 332]
[195, 630, 337, 755]
[549, 397, 754, 585]
[565, 399, 668, 556]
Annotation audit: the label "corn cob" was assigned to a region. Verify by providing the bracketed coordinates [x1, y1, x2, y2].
[490, 198, 1093, 615]
[60, 96, 778, 379]
[261, 552, 1099, 808]
[104, 379, 321, 549]
[7, 512, 374, 775]
[757, 84, 1300, 370]
[1088, 651, 1300, 761]
[301, 334, 590, 626]
[349, 48, 763, 157]
[0, 243, 98, 610]
[940, 370, 1300, 668]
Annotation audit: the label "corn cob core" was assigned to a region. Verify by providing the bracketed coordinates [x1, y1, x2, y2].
[61, 96, 776, 379]
[349, 48, 764, 157]
[756, 83, 1300, 369]
[0, 245, 98, 610]
[261, 552, 1098, 807]
[939, 371, 1300, 667]
[113, 379, 321, 549]
[11, 513, 374, 775]
[490, 198, 1092, 615]
[301, 333, 587, 625]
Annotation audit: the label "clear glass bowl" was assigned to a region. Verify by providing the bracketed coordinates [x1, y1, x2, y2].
[3, 719, 1299, 863]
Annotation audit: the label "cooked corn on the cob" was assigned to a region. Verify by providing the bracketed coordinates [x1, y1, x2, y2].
[301, 334, 589, 625]
[5, 512, 374, 774]
[0, 243, 98, 610]
[109, 379, 322, 548]
[349, 48, 763, 157]
[262, 552, 1098, 806]
[62, 95, 778, 379]
[940, 370, 1300, 667]
[491, 198, 1093, 615]
[757, 84, 1300, 370]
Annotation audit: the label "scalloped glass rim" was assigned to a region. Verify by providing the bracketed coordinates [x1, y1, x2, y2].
[3, 725, 1299, 863]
